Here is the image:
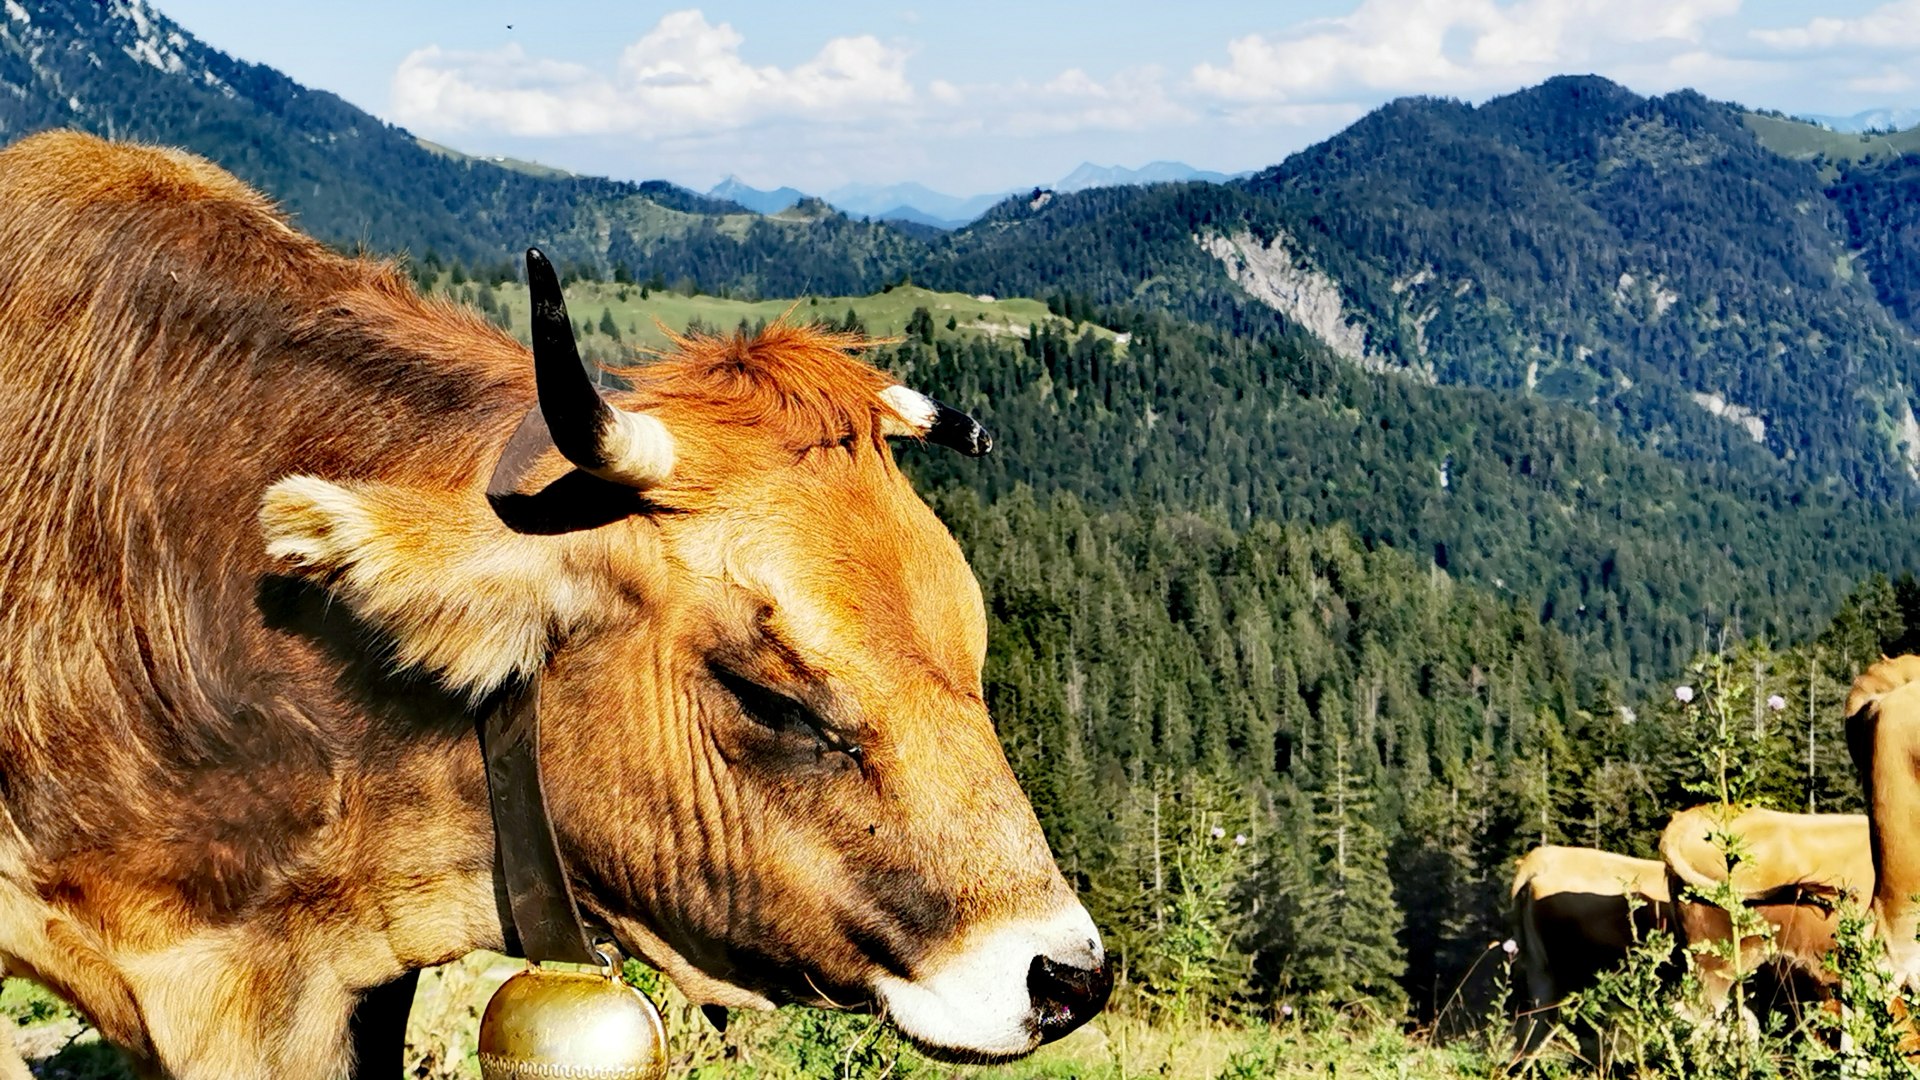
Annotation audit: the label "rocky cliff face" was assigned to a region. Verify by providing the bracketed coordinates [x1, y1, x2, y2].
[1198, 229, 1434, 383]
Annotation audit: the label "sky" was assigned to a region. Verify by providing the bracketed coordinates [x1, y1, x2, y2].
[152, 0, 1920, 197]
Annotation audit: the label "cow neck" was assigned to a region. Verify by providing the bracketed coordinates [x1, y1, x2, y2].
[476, 673, 598, 965]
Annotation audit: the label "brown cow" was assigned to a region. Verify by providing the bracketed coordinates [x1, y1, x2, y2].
[1847, 654, 1920, 988]
[1510, 844, 1672, 1027]
[0, 131, 1108, 1077]
[1659, 805, 1870, 1014]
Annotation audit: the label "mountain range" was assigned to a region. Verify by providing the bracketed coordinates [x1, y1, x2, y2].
[708, 162, 1245, 228]
[1799, 106, 1920, 133]
[10, 0, 1920, 683]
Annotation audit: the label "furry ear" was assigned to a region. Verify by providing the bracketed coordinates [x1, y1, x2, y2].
[260, 475, 616, 697]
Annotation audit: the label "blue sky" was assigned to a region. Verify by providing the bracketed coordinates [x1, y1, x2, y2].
[154, 0, 1916, 195]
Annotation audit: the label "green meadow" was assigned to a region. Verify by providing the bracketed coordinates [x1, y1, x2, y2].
[430, 274, 1123, 359]
[1742, 111, 1920, 163]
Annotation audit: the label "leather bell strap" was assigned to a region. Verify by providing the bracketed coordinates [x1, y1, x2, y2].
[478, 675, 599, 966]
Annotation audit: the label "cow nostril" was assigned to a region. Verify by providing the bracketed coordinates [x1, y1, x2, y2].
[1026, 952, 1113, 1044]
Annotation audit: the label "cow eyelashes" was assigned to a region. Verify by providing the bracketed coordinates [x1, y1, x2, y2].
[710, 666, 864, 764]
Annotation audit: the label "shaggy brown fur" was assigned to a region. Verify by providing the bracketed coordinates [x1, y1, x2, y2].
[0, 131, 1079, 1078]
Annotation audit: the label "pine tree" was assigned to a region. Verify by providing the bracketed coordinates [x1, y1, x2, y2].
[1286, 734, 1407, 1007]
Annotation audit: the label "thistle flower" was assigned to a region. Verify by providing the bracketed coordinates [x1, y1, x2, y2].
[1674, 685, 1696, 704]
[1767, 694, 1787, 712]
[1234, 834, 1248, 847]
[1502, 938, 1520, 958]
[1209, 825, 1226, 839]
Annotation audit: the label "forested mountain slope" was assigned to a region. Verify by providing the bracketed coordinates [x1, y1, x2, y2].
[1246, 77, 1920, 500]
[921, 78, 1920, 502]
[1832, 153, 1920, 337]
[873, 314, 1920, 686]
[0, 0, 922, 285]
[15, 0, 1920, 691]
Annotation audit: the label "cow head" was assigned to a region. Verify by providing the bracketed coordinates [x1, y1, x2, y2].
[259, 250, 1108, 1060]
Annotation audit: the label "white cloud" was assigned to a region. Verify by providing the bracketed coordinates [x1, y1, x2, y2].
[386, 0, 1915, 195]
[981, 65, 1196, 136]
[1750, 0, 1920, 53]
[390, 10, 1218, 188]
[392, 10, 913, 138]
[1847, 68, 1917, 94]
[1189, 0, 1742, 105]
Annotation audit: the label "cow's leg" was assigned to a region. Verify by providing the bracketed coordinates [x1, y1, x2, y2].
[0, 1015, 31, 1080]
[347, 970, 419, 1079]
[125, 942, 358, 1080]
[1859, 680, 1920, 984]
[1510, 891, 1559, 1056]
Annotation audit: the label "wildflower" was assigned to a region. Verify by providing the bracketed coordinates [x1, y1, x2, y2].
[1502, 938, 1519, 958]
[1674, 685, 1696, 704]
[1280, 1004, 1294, 1019]
[1209, 825, 1226, 839]
[1768, 694, 1787, 712]
[1234, 834, 1248, 847]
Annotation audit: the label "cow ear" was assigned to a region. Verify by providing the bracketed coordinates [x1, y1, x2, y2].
[260, 475, 615, 697]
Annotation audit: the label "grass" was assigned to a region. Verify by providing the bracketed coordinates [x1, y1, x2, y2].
[430, 275, 1122, 359]
[0, 957, 1482, 1080]
[412, 138, 579, 181]
[1743, 112, 1920, 164]
[2, 979, 124, 1079]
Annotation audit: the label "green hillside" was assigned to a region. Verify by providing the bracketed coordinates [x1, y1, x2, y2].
[435, 276, 1120, 358]
[1743, 110, 1920, 163]
[0, 0, 922, 286]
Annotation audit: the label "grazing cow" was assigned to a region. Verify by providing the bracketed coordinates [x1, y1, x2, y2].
[1659, 806, 1870, 1013]
[1847, 654, 1920, 987]
[0, 131, 1109, 1078]
[1509, 845, 1672, 1027]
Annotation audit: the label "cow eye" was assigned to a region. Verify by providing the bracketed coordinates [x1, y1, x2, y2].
[711, 666, 863, 765]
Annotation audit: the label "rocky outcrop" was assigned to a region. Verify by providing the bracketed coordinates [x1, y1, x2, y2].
[1197, 230, 1433, 383]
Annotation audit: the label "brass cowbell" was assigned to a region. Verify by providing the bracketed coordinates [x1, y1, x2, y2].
[477, 964, 669, 1080]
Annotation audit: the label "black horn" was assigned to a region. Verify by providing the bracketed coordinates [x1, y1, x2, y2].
[494, 248, 674, 495]
[925, 397, 993, 457]
[525, 247, 621, 475]
[880, 385, 993, 457]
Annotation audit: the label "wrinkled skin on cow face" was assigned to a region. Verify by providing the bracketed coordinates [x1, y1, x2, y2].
[549, 392, 1103, 1058]
[265, 323, 1111, 1063]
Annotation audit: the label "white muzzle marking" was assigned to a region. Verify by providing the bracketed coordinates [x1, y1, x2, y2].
[873, 902, 1102, 1059]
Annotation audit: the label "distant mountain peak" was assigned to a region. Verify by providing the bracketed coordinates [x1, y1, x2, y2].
[1797, 106, 1920, 133]
[706, 175, 810, 215]
[1053, 160, 1240, 192]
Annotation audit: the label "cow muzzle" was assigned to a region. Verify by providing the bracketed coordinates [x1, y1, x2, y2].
[873, 902, 1111, 1061]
